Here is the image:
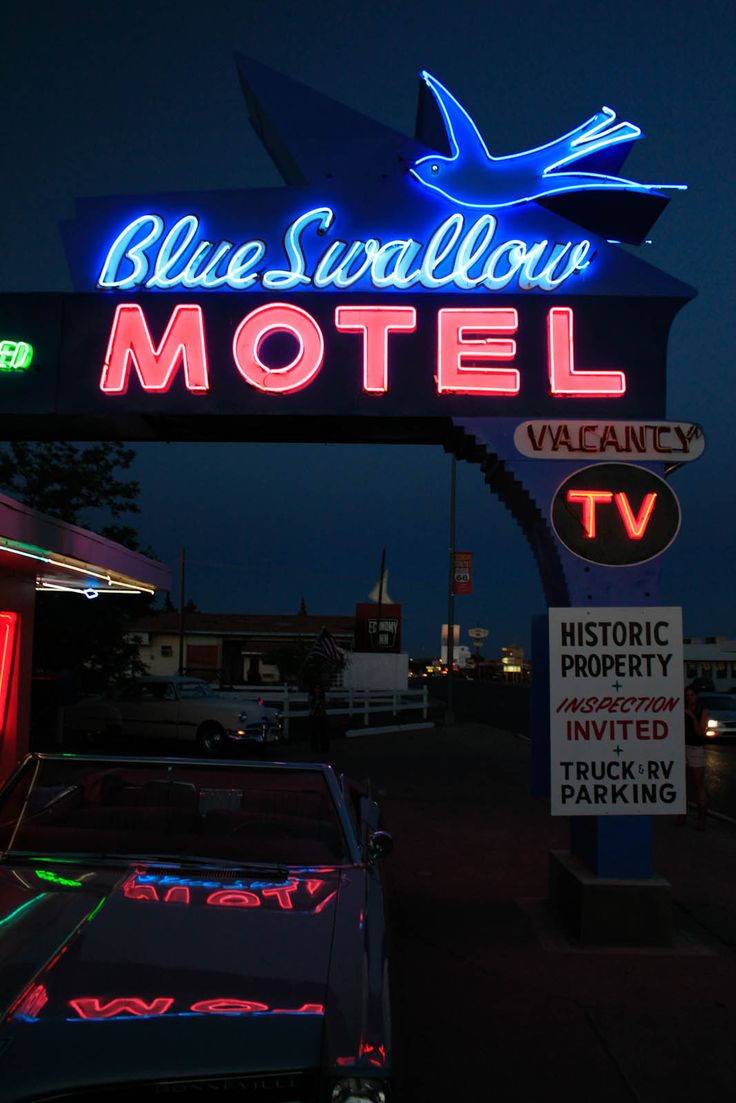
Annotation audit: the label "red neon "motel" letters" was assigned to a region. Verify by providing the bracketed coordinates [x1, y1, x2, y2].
[99, 303, 626, 398]
[68, 996, 325, 1019]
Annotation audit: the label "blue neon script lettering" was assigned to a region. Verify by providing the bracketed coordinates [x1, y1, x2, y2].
[97, 209, 592, 293]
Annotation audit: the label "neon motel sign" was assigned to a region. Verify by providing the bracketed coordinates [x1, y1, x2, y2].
[96, 70, 682, 296]
[99, 303, 626, 399]
[0, 67, 686, 424]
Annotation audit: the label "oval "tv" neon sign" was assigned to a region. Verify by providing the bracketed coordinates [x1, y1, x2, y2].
[551, 463, 681, 566]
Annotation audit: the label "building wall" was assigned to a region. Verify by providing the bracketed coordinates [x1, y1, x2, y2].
[683, 638, 736, 690]
[133, 633, 282, 684]
[440, 644, 471, 668]
[342, 652, 409, 690]
[135, 633, 221, 677]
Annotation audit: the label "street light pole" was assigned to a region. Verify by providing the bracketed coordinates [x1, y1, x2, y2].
[446, 454, 456, 725]
[178, 546, 186, 675]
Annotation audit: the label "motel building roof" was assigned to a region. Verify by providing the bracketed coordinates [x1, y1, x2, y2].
[0, 492, 170, 598]
[127, 611, 356, 645]
[0, 492, 170, 780]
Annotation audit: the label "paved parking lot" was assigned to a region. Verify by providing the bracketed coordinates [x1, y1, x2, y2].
[312, 722, 736, 1103]
[51, 719, 736, 1100]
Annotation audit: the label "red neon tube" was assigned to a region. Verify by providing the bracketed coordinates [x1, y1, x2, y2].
[0, 612, 19, 735]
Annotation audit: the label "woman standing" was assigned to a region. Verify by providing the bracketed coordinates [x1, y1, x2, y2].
[680, 684, 710, 830]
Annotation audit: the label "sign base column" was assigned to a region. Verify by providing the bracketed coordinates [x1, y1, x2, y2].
[549, 847, 673, 947]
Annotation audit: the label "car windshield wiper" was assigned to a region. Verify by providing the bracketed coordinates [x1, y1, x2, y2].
[87, 852, 291, 876]
[1, 850, 296, 878]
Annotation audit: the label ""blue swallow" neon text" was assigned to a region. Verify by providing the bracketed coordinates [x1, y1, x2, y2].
[98, 208, 593, 294]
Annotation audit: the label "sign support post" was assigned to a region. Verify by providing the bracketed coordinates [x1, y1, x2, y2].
[445, 455, 457, 724]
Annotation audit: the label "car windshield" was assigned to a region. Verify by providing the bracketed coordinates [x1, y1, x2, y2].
[0, 758, 350, 866]
[703, 696, 736, 710]
[178, 681, 215, 699]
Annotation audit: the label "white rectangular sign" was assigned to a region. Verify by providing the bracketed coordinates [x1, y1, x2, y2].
[549, 607, 685, 816]
[514, 420, 705, 461]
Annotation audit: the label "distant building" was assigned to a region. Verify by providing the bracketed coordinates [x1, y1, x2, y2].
[683, 637, 736, 690]
[501, 644, 530, 682]
[440, 644, 471, 668]
[127, 611, 355, 685]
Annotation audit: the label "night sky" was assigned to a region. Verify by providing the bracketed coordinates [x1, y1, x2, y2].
[1, 1, 734, 657]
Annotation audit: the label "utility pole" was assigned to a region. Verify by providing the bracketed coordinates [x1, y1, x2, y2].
[376, 547, 385, 651]
[178, 547, 186, 675]
[445, 454, 456, 725]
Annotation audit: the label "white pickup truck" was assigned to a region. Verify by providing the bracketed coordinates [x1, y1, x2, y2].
[63, 675, 283, 755]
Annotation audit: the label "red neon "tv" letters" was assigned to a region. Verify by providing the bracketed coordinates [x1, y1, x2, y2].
[567, 490, 658, 539]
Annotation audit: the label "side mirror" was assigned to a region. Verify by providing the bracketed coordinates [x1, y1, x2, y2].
[367, 830, 394, 862]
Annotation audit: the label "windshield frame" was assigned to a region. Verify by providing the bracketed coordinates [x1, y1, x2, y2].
[0, 754, 361, 868]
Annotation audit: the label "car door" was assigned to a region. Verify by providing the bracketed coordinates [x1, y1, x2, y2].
[118, 681, 179, 741]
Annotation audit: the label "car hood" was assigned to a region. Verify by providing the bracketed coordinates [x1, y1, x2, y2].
[0, 862, 350, 1098]
[214, 694, 280, 719]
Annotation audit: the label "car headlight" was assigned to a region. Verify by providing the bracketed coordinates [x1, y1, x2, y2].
[331, 1078, 388, 1103]
[707, 719, 719, 736]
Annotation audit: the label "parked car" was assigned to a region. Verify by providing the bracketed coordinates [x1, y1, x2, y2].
[699, 693, 736, 741]
[62, 675, 283, 754]
[0, 753, 394, 1103]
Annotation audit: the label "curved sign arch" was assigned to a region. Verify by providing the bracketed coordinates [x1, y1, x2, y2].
[0, 57, 696, 609]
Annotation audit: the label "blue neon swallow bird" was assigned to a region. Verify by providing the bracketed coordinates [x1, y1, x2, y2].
[411, 71, 685, 210]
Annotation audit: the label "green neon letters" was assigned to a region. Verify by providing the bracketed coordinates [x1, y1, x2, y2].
[35, 869, 82, 887]
[0, 340, 33, 372]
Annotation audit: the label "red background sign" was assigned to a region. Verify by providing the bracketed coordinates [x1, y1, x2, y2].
[452, 552, 473, 595]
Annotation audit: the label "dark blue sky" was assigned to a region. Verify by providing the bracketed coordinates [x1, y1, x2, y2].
[1, 0, 734, 656]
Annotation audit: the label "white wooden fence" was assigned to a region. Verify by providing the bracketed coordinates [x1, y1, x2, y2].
[228, 684, 430, 739]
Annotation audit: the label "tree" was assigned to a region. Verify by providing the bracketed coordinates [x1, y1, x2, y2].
[33, 591, 152, 694]
[0, 441, 154, 692]
[0, 441, 141, 548]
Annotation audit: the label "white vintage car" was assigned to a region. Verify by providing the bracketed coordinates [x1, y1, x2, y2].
[63, 675, 283, 754]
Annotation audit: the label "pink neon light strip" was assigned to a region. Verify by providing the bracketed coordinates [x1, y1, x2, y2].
[0, 612, 19, 734]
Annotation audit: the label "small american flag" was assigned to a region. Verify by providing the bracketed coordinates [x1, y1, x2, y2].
[309, 627, 345, 665]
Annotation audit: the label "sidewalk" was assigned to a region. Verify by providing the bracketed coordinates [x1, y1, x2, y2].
[319, 722, 736, 1102]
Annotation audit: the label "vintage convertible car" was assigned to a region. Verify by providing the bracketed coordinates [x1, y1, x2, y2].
[0, 753, 394, 1102]
[62, 675, 283, 754]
